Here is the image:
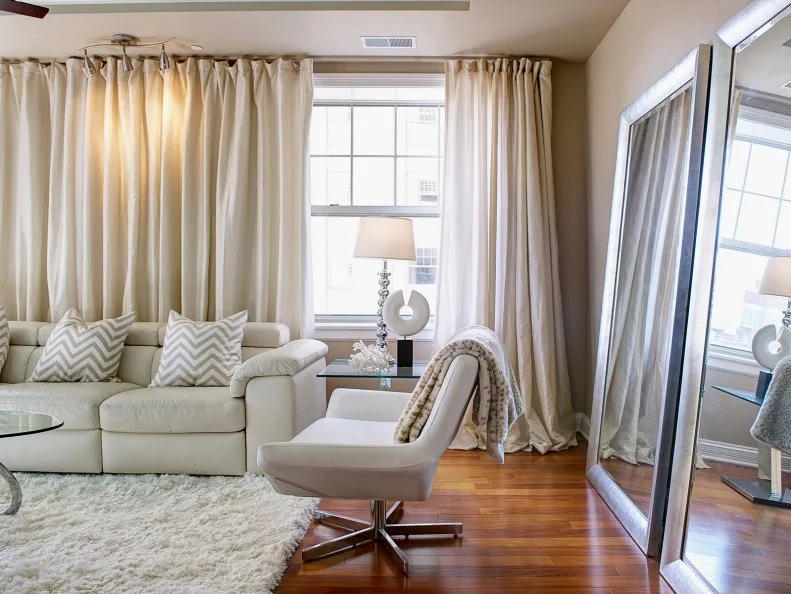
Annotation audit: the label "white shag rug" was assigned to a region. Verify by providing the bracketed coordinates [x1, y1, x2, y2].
[0, 473, 317, 593]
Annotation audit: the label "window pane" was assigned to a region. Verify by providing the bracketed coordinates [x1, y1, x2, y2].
[743, 144, 789, 197]
[397, 107, 440, 156]
[315, 86, 444, 103]
[352, 157, 395, 206]
[776, 202, 791, 250]
[310, 106, 351, 155]
[734, 193, 780, 246]
[312, 216, 440, 316]
[719, 189, 741, 239]
[396, 157, 440, 207]
[709, 249, 787, 351]
[353, 106, 395, 155]
[310, 157, 351, 206]
[725, 139, 750, 190]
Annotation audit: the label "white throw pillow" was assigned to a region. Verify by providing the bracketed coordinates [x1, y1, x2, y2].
[29, 309, 136, 383]
[150, 310, 248, 388]
[0, 306, 9, 373]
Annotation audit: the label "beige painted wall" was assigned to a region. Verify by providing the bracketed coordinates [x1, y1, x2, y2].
[584, 0, 750, 416]
[315, 61, 591, 414]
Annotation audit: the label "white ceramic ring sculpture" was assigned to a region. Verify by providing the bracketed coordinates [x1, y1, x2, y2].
[383, 289, 430, 337]
[752, 324, 791, 370]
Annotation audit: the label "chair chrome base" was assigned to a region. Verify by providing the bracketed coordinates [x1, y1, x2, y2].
[304, 500, 462, 574]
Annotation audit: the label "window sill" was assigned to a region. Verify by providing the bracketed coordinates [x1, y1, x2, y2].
[706, 345, 760, 377]
[314, 321, 435, 342]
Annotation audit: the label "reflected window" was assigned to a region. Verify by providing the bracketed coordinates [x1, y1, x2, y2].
[710, 108, 791, 352]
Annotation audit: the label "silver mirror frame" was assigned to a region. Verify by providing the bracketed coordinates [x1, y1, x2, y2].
[660, 1, 791, 592]
[586, 44, 713, 558]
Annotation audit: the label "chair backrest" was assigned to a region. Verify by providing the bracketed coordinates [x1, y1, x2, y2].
[411, 353, 479, 460]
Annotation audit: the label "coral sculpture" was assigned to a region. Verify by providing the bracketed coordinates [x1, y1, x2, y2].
[349, 340, 392, 373]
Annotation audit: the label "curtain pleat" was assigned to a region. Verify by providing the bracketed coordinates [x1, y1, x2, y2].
[437, 58, 576, 454]
[0, 57, 313, 338]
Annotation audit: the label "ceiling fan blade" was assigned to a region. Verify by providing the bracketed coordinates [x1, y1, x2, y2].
[0, 0, 49, 18]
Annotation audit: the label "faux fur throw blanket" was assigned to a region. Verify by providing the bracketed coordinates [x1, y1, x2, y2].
[751, 355, 791, 455]
[393, 326, 525, 463]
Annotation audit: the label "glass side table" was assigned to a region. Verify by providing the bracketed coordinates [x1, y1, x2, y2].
[711, 385, 790, 508]
[317, 359, 428, 390]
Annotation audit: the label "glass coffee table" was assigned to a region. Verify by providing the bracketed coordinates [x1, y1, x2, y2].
[318, 359, 428, 390]
[0, 409, 64, 515]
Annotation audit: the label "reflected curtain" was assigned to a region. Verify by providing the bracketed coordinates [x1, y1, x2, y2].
[0, 57, 314, 337]
[600, 89, 692, 465]
[435, 58, 576, 454]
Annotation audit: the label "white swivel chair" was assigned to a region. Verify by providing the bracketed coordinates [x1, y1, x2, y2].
[258, 353, 479, 574]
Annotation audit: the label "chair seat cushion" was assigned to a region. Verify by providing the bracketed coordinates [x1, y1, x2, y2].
[0, 382, 140, 430]
[100, 387, 245, 433]
[292, 418, 397, 446]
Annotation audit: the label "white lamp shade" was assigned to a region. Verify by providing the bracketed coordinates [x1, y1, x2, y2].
[353, 217, 416, 261]
[759, 256, 791, 298]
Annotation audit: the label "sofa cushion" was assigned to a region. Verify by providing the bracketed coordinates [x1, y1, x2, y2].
[0, 346, 35, 384]
[99, 387, 245, 433]
[0, 382, 140, 430]
[29, 309, 136, 383]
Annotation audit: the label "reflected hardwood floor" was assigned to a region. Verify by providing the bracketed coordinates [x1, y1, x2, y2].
[276, 444, 671, 593]
[599, 458, 653, 516]
[685, 461, 791, 594]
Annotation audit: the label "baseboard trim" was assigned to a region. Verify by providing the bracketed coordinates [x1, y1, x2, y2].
[698, 438, 791, 473]
[575, 413, 591, 441]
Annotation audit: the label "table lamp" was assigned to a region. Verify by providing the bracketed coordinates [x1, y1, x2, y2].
[354, 217, 416, 352]
[752, 256, 791, 397]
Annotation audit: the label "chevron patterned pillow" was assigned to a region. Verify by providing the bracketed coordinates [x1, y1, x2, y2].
[150, 310, 249, 388]
[29, 309, 136, 383]
[0, 306, 9, 373]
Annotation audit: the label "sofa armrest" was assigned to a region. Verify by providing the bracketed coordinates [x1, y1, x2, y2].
[326, 388, 411, 422]
[230, 339, 329, 397]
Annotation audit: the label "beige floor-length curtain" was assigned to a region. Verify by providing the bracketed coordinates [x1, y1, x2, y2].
[436, 58, 576, 454]
[0, 57, 313, 337]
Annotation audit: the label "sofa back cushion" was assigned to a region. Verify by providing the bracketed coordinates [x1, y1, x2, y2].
[4, 320, 290, 386]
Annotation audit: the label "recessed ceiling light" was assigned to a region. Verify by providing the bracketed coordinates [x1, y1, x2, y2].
[190, 44, 203, 52]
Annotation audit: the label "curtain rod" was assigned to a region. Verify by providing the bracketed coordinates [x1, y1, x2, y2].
[0, 53, 557, 65]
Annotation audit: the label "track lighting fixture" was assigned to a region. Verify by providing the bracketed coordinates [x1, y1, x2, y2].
[83, 49, 96, 77]
[159, 44, 170, 71]
[78, 34, 177, 78]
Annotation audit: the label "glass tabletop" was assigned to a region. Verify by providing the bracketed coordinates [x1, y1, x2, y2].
[0, 410, 64, 438]
[318, 359, 428, 379]
[712, 385, 763, 406]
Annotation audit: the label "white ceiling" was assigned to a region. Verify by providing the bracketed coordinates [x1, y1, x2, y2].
[737, 10, 791, 99]
[0, 0, 629, 62]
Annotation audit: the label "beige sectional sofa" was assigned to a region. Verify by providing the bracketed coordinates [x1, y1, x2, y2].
[0, 321, 328, 475]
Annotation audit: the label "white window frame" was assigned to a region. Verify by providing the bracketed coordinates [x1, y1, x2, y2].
[311, 73, 444, 340]
[707, 104, 791, 375]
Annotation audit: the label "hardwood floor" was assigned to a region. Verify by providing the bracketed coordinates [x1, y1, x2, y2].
[276, 443, 672, 593]
[685, 461, 791, 594]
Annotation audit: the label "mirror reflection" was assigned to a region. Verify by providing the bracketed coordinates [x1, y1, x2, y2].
[599, 86, 693, 517]
[684, 10, 791, 593]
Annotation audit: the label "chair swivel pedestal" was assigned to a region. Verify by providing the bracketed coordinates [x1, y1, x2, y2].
[305, 500, 462, 573]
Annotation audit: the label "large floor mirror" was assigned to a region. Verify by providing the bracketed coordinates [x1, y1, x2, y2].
[662, 1, 791, 592]
[587, 45, 712, 556]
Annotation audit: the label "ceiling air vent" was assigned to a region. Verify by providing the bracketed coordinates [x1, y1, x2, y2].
[361, 36, 417, 49]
